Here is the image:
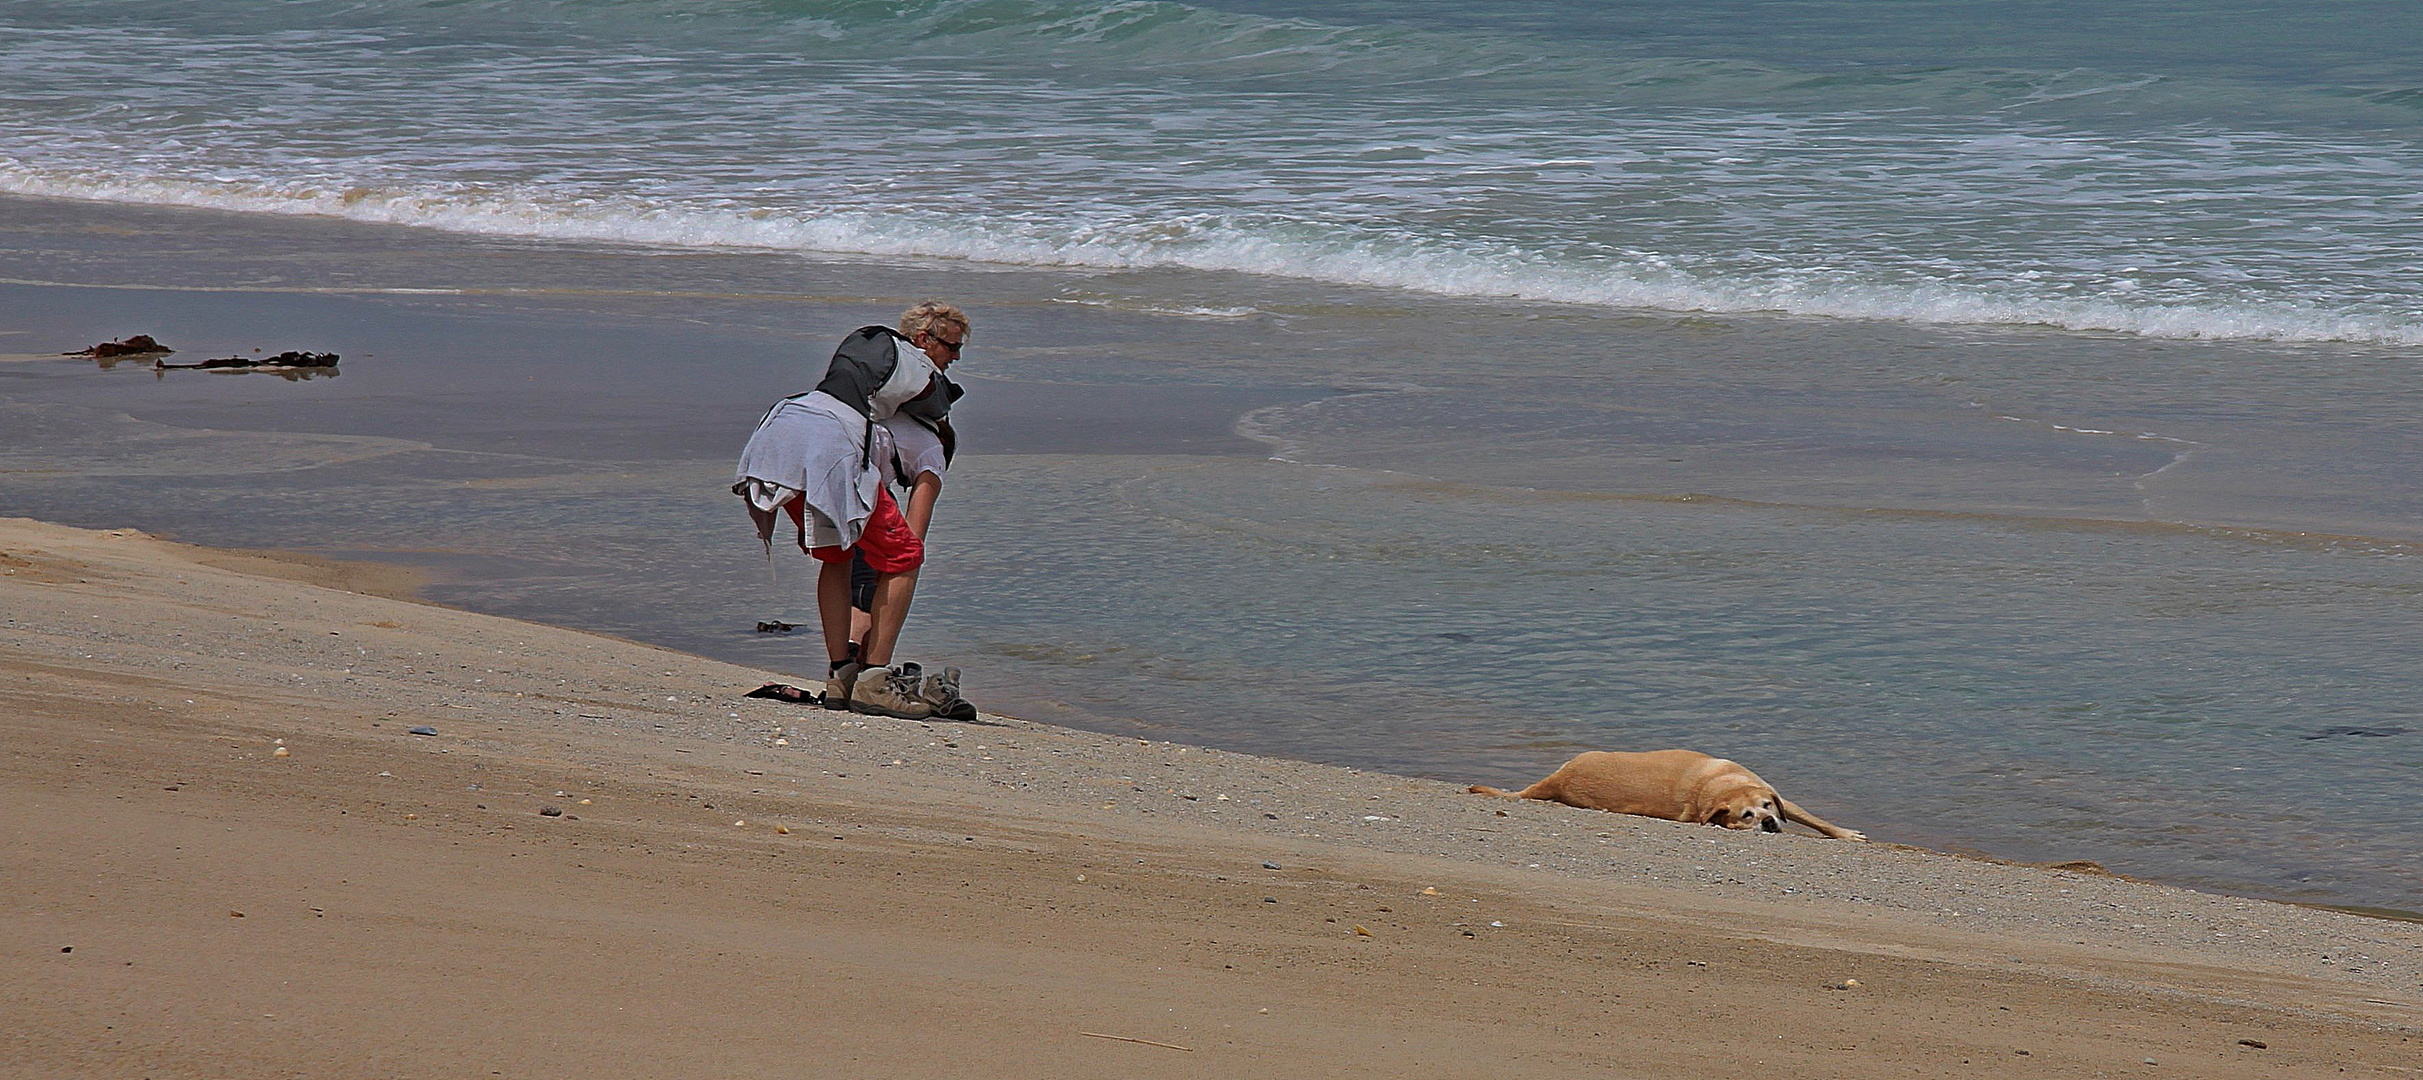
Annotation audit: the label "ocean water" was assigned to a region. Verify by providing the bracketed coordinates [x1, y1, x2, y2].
[3, 0, 2420, 911]
[7, 0, 2423, 343]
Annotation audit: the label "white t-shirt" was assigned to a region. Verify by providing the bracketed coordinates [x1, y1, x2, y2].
[876, 415, 947, 489]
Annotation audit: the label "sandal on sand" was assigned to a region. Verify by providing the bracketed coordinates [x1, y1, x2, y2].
[744, 682, 823, 706]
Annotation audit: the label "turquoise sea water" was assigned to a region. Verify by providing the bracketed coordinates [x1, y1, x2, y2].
[2, 1, 2419, 911]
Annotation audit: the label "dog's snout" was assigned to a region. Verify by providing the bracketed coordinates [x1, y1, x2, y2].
[1761, 817, 1781, 832]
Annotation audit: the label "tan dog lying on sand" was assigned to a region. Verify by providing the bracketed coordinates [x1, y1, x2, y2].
[1469, 749, 1865, 840]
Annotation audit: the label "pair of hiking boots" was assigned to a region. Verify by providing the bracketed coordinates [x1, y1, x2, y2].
[826, 660, 977, 721]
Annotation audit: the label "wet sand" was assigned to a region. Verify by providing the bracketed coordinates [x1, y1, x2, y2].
[4, 516, 2417, 1078]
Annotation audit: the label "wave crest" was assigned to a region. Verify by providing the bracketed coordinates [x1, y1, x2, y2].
[8, 165, 2415, 348]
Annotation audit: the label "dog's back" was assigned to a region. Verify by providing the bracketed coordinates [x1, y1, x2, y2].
[1470, 749, 1864, 839]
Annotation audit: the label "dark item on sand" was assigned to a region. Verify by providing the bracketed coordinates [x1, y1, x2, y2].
[66, 335, 174, 357]
[755, 620, 800, 633]
[745, 682, 823, 706]
[158, 350, 339, 371]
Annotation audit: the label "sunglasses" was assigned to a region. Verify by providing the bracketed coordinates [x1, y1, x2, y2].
[923, 333, 964, 354]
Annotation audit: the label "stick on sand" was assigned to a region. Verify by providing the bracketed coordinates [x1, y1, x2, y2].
[1079, 1032, 1194, 1052]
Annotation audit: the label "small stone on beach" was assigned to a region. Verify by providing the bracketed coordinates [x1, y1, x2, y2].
[408, 726, 438, 736]
[272, 746, 289, 757]
[539, 806, 563, 817]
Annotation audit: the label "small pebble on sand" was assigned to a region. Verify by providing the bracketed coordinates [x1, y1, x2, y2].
[272, 746, 289, 757]
[539, 806, 563, 817]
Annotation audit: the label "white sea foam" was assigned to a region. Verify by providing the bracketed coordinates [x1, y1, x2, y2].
[7, 0, 2422, 353]
[9, 165, 2418, 349]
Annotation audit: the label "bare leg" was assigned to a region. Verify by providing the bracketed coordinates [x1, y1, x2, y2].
[856, 569, 919, 667]
[816, 559, 855, 666]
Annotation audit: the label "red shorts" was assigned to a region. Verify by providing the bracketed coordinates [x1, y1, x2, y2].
[807, 487, 923, 574]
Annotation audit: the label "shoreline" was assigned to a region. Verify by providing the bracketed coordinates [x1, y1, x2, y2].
[70, 532, 2423, 930]
[6, 515, 2418, 1076]
[9, 188, 2421, 914]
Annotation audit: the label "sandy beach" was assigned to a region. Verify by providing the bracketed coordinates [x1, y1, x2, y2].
[4, 515, 2416, 1078]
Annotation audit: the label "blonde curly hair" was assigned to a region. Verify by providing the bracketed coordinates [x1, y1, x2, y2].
[899, 300, 969, 342]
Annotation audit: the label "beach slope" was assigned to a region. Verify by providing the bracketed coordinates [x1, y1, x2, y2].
[3, 518, 2415, 1079]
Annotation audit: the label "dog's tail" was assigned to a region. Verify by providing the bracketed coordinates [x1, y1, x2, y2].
[1466, 784, 1520, 798]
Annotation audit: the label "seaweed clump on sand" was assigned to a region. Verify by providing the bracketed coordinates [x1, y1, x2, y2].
[65, 335, 174, 358]
[155, 351, 341, 381]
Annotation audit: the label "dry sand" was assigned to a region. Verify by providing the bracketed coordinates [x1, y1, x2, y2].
[4, 516, 2417, 1078]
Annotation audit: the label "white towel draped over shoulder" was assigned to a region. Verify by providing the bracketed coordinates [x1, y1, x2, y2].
[734, 390, 882, 549]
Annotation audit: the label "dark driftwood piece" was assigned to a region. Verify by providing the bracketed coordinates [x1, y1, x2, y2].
[66, 335, 173, 357]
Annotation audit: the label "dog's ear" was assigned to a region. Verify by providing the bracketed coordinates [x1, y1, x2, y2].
[1706, 808, 1729, 825]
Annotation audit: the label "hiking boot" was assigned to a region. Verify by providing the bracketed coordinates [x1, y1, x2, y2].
[822, 659, 865, 711]
[848, 663, 933, 720]
[919, 666, 978, 722]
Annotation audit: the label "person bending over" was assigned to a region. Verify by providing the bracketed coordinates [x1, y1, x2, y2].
[735, 301, 968, 718]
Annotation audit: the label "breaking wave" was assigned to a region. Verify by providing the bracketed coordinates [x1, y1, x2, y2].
[8, 165, 2417, 348]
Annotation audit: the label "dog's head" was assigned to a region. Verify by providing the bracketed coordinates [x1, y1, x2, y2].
[1704, 782, 1783, 833]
